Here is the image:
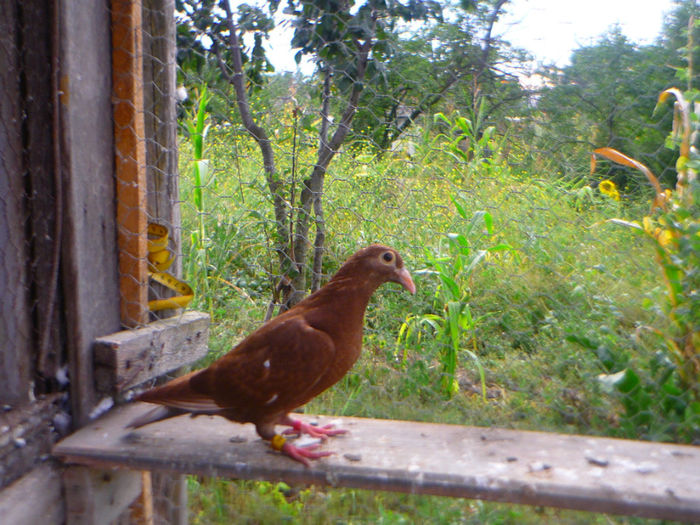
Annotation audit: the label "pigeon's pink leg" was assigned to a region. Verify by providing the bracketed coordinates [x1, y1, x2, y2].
[278, 414, 348, 439]
[269, 433, 332, 467]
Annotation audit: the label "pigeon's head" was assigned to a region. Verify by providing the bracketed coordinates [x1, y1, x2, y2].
[346, 244, 416, 295]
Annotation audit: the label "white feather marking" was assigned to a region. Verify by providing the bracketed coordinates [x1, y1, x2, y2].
[265, 393, 278, 405]
[263, 359, 271, 369]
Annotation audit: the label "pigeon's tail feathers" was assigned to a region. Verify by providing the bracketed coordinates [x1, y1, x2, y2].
[134, 369, 221, 414]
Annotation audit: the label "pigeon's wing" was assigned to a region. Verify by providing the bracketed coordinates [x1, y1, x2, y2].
[191, 313, 337, 419]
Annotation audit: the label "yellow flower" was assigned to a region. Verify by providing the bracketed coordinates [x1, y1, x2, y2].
[643, 216, 674, 248]
[657, 229, 674, 248]
[599, 180, 621, 201]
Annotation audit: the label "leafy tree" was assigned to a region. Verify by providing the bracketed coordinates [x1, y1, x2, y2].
[175, 0, 445, 310]
[349, 0, 527, 152]
[533, 27, 677, 191]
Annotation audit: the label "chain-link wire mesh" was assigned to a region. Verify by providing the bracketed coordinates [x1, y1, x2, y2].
[170, 1, 698, 522]
[2, 0, 698, 522]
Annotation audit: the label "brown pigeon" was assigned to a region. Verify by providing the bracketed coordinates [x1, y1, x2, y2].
[128, 244, 415, 466]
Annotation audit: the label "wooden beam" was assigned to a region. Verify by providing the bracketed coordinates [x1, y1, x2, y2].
[63, 466, 142, 525]
[93, 311, 210, 394]
[111, 0, 149, 327]
[143, 0, 182, 321]
[0, 395, 62, 488]
[0, 0, 32, 406]
[0, 464, 64, 524]
[54, 404, 700, 522]
[59, 0, 121, 427]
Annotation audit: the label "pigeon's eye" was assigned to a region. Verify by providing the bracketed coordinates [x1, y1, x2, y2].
[381, 251, 394, 264]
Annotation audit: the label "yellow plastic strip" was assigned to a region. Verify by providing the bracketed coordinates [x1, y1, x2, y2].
[147, 223, 194, 311]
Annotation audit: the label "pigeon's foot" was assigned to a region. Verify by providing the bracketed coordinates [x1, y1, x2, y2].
[270, 434, 333, 467]
[280, 416, 348, 440]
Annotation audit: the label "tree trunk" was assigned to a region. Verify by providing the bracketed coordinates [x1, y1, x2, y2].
[219, 1, 288, 272]
[284, 40, 374, 308]
[311, 68, 332, 293]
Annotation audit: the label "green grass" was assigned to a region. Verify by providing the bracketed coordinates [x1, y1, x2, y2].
[177, 121, 688, 523]
[188, 476, 663, 525]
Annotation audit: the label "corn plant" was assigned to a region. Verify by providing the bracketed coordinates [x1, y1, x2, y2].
[398, 197, 514, 398]
[434, 101, 496, 170]
[184, 86, 213, 312]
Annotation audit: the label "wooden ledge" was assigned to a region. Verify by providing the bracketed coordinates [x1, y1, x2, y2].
[93, 311, 209, 394]
[53, 403, 700, 522]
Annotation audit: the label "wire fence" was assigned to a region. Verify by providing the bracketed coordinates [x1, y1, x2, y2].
[2, 0, 698, 522]
[167, 1, 698, 521]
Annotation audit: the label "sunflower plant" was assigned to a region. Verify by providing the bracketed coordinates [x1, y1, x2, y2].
[598, 179, 621, 201]
[589, 84, 699, 440]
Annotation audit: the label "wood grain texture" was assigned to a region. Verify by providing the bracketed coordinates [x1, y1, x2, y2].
[54, 403, 700, 522]
[0, 395, 62, 489]
[0, 0, 32, 406]
[59, 0, 121, 426]
[0, 464, 64, 525]
[93, 311, 210, 394]
[22, 0, 64, 381]
[142, 0, 181, 322]
[112, 0, 149, 328]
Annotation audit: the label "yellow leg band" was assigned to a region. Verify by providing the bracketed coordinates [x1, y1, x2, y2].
[271, 434, 286, 451]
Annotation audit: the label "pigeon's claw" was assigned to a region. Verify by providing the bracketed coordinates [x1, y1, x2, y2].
[270, 433, 333, 467]
[281, 442, 333, 467]
[281, 418, 348, 439]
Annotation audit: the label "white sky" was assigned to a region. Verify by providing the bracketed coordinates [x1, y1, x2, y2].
[498, 0, 676, 67]
[258, 0, 676, 73]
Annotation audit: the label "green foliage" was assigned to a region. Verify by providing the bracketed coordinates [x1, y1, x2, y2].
[533, 26, 678, 189]
[188, 475, 636, 524]
[184, 86, 213, 312]
[398, 202, 514, 398]
[174, 3, 700, 522]
[349, 2, 528, 151]
[587, 51, 699, 443]
[176, 0, 276, 90]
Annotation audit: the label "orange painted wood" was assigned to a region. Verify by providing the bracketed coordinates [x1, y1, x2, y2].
[111, 0, 148, 327]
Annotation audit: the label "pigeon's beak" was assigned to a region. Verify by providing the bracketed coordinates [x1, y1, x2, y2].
[395, 267, 416, 295]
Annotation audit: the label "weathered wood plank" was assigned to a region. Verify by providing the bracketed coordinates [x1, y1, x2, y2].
[0, 0, 33, 406]
[112, 0, 149, 328]
[59, 0, 122, 426]
[93, 311, 209, 394]
[54, 404, 700, 522]
[0, 395, 62, 488]
[63, 466, 142, 525]
[22, 0, 64, 381]
[140, 5, 188, 515]
[0, 464, 64, 525]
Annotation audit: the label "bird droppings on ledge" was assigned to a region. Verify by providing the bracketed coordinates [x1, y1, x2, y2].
[529, 462, 552, 474]
[53, 403, 700, 522]
[586, 455, 609, 467]
[122, 432, 142, 443]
